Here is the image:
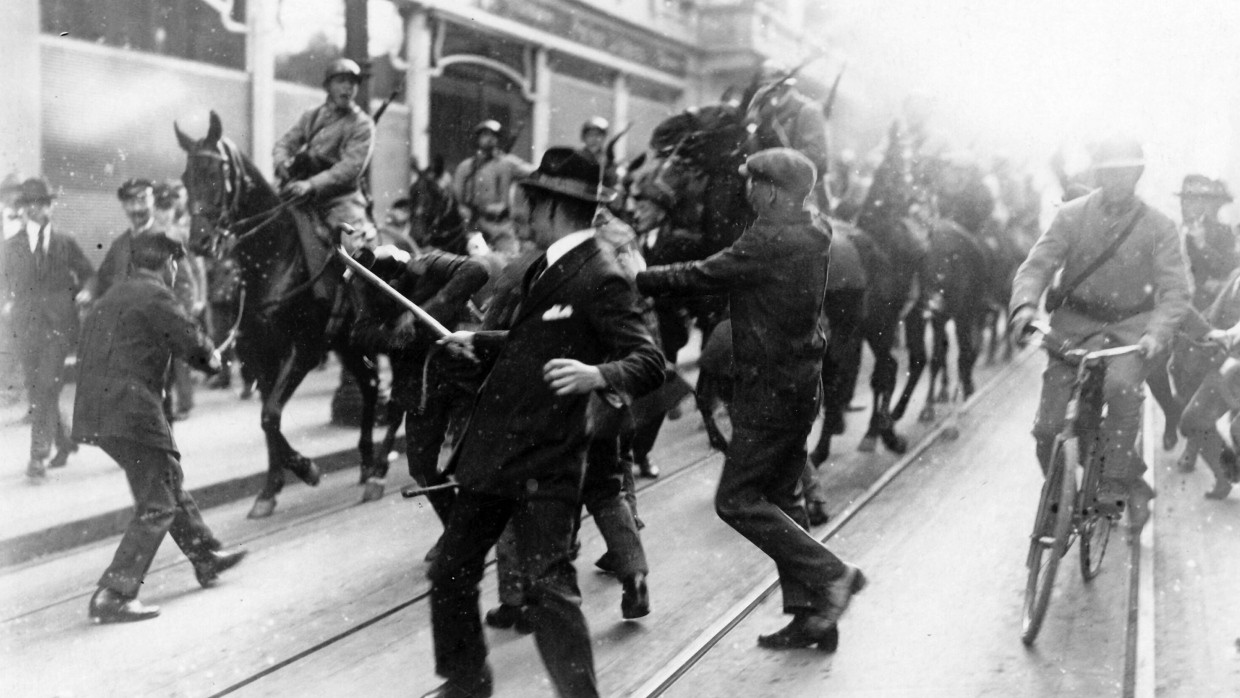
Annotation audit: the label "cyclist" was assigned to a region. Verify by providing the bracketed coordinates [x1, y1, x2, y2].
[1009, 136, 1192, 528]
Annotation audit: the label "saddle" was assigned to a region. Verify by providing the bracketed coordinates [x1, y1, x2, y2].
[287, 205, 339, 306]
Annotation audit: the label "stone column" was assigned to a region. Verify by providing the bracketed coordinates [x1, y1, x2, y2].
[405, 8, 432, 169]
[531, 47, 551, 162]
[612, 73, 629, 162]
[247, 0, 277, 177]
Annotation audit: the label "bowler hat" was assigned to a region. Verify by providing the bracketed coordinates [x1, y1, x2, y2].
[1176, 173, 1232, 201]
[15, 177, 57, 206]
[1091, 136, 1145, 169]
[740, 148, 817, 198]
[520, 147, 616, 204]
[117, 178, 155, 201]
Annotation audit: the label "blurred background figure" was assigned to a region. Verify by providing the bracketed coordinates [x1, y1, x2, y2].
[1177, 174, 1238, 310]
[1, 172, 27, 406]
[155, 179, 207, 421]
[1, 177, 94, 480]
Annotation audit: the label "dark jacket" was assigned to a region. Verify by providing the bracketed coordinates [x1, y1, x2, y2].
[1184, 218, 1238, 309]
[72, 270, 216, 453]
[89, 228, 197, 308]
[450, 237, 664, 500]
[638, 209, 832, 429]
[352, 250, 491, 406]
[2, 225, 94, 341]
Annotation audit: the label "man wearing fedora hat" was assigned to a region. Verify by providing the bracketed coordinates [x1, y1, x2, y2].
[453, 119, 533, 249]
[636, 147, 864, 652]
[2, 177, 94, 480]
[429, 146, 663, 697]
[274, 57, 375, 237]
[1010, 135, 1192, 529]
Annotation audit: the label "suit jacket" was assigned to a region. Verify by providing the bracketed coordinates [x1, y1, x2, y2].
[1, 224, 94, 342]
[450, 237, 664, 501]
[72, 270, 216, 453]
[638, 209, 832, 430]
[89, 228, 197, 307]
[1010, 190, 1191, 346]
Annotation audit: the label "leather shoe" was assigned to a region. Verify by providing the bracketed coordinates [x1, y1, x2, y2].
[621, 572, 650, 619]
[49, 442, 77, 469]
[825, 564, 867, 624]
[485, 604, 533, 634]
[806, 500, 830, 527]
[26, 458, 47, 481]
[194, 548, 248, 588]
[89, 587, 160, 624]
[594, 551, 619, 575]
[424, 537, 443, 563]
[637, 457, 660, 479]
[757, 612, 839, 651]
[421, 668, 493, 698]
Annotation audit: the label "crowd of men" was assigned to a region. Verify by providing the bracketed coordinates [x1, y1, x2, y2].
[6, 54, 1240, 698]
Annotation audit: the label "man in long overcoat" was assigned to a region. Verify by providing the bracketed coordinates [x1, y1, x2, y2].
[428, 147, 663, 698]
[74, 233, 246, 624]
[2, 177, 94, 479]
[636, 148, 866, 651]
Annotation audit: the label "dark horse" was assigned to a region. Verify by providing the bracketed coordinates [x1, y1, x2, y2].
[176, 112, 380, 519]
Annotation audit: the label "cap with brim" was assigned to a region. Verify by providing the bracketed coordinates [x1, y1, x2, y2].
[117, 178, 155, 201]
[739, 147, 817, 197]
[131, 232, 186, 261]
[15, 177, 57, 205]
[520, 147, 616, 204]
[1176, 174, 1232, 201]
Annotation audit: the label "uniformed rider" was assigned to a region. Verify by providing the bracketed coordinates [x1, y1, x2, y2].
[452, 120, 533, 245]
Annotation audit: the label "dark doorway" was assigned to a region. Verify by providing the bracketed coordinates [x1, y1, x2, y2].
[430, 62, 534, 172]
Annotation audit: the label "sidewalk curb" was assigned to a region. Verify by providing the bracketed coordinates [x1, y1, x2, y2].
[0, 439, 400, 570]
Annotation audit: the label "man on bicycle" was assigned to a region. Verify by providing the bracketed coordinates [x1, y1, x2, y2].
[1009, 136, 1192, 528]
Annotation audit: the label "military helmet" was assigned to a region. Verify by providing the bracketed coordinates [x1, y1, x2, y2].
[1091, 136, 1145, 170]
[581, 116, 610, 136]
[473, 120, 503, 137]
[323, 58, 365, 86]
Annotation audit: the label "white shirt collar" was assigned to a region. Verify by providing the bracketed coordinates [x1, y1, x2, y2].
[545, 228, 595, 267]
[26, 221, 48, 254]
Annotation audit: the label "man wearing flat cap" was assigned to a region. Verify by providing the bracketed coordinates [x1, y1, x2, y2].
[430, 146, 663, 697]
[74, 232, 246, 624]
[1010, 135, 1192, 529]
[2, 177, 94, 479]
[636, 147, 867, 652]
[1177, 174, 1238, 310]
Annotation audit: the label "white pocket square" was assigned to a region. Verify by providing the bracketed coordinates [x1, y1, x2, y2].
[542, 304, 574, 321]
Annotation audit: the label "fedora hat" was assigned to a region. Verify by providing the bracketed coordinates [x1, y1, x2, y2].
[15, 177, 57, 206]
[520, 147, 616, 204]
[1175, 173, 1232, 201]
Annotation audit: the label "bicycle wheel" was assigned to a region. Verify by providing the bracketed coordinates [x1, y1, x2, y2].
[1078, 512, 1113, 581]
[1021, 437, 1078, 645]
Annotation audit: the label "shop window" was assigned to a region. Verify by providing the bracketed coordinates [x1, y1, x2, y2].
[41, 0, 246, 70]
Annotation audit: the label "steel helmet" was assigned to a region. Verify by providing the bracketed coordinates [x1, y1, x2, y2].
[581, 116, 610, 136]
[1090, 136, 1145, 170]
[473, 120, 503, 137]
[323, 58, 365, 86]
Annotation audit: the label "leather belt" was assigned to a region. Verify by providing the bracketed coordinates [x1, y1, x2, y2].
[1063, 294, 1155, 324]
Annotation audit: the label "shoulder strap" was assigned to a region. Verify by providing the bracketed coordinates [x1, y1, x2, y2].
[1057, 202, 1146, 301]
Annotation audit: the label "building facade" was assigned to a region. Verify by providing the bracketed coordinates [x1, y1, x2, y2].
[2, 0, 819, 262]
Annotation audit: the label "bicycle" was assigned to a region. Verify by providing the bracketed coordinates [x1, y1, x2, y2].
[1020, 321, 1142, 646]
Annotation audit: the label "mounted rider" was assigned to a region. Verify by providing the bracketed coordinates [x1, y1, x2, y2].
[452, 119, 533, 249]
[273, 57, 376, 240]
[745, 60, 831, 212]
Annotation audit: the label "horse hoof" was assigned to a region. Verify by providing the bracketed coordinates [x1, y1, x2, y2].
[857, 436, 877, 453]
[248, 498, 276, 519]
[291, 458, 321, 487]
[1205, 481, 1232, 500]
[918, 406, 936, 423]
[361, 478, 385, 503]
[707, 435, 729, 453]
[881, 432, 908, 455]
[809, 448, 830, 467]
[1162, 430, 1178, 451]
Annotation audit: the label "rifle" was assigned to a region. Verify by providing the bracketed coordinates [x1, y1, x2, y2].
[372, 86, 401, 126]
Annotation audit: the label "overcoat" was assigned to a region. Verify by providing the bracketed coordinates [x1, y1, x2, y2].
[72, 270, 216, 453]
[449, 237, 664, 501]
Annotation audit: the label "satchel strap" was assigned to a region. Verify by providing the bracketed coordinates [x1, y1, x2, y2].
[1058, 202, 1146, 303]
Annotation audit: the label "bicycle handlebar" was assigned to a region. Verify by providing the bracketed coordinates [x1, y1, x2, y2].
[1025, 320, 1142, 365]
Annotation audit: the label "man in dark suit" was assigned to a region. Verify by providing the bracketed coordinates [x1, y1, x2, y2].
[1, 177, 94, 480]
[73, 233, 246, 624]
[428, 148, 664, 698]
[637, 148, 866, 651]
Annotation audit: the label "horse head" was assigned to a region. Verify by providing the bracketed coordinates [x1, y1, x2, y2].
[175, 111, 277, 258]
[407, 155, 466, 254]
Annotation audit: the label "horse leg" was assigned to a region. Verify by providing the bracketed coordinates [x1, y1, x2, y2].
[337, 348, 381, 501]
[249, 345, 324, 519]
[379, 402, 405, 465]
[893, 311, 927, 423]
[957, 314, 981, 399]
[933, 317, 952, 404]
[862, 326, 906, 454]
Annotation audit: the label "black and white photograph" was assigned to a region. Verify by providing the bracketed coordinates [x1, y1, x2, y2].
[1, 1, 1238, 696]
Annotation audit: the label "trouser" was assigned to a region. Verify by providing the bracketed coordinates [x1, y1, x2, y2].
[97, 438, 220, 597]
[382, 380, 473, 523]
[579, 436, 648, 577]
[430, 489, 598, 698]
[716, 424, 847, 614]
[20, 333, 73, 460]
[163, 358, 195, 417]
[1033, 348, 1148, 485]
[1180, 358, 1240, 484]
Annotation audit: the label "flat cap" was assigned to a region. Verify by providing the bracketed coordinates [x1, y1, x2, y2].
[130, 231, 186, 261]
[739, 147, 817, 197]
[117, 177, 155, 201]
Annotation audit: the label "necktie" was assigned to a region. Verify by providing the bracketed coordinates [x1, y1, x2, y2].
[35, 225, 46, 271]
[529, 255, 549, 289]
